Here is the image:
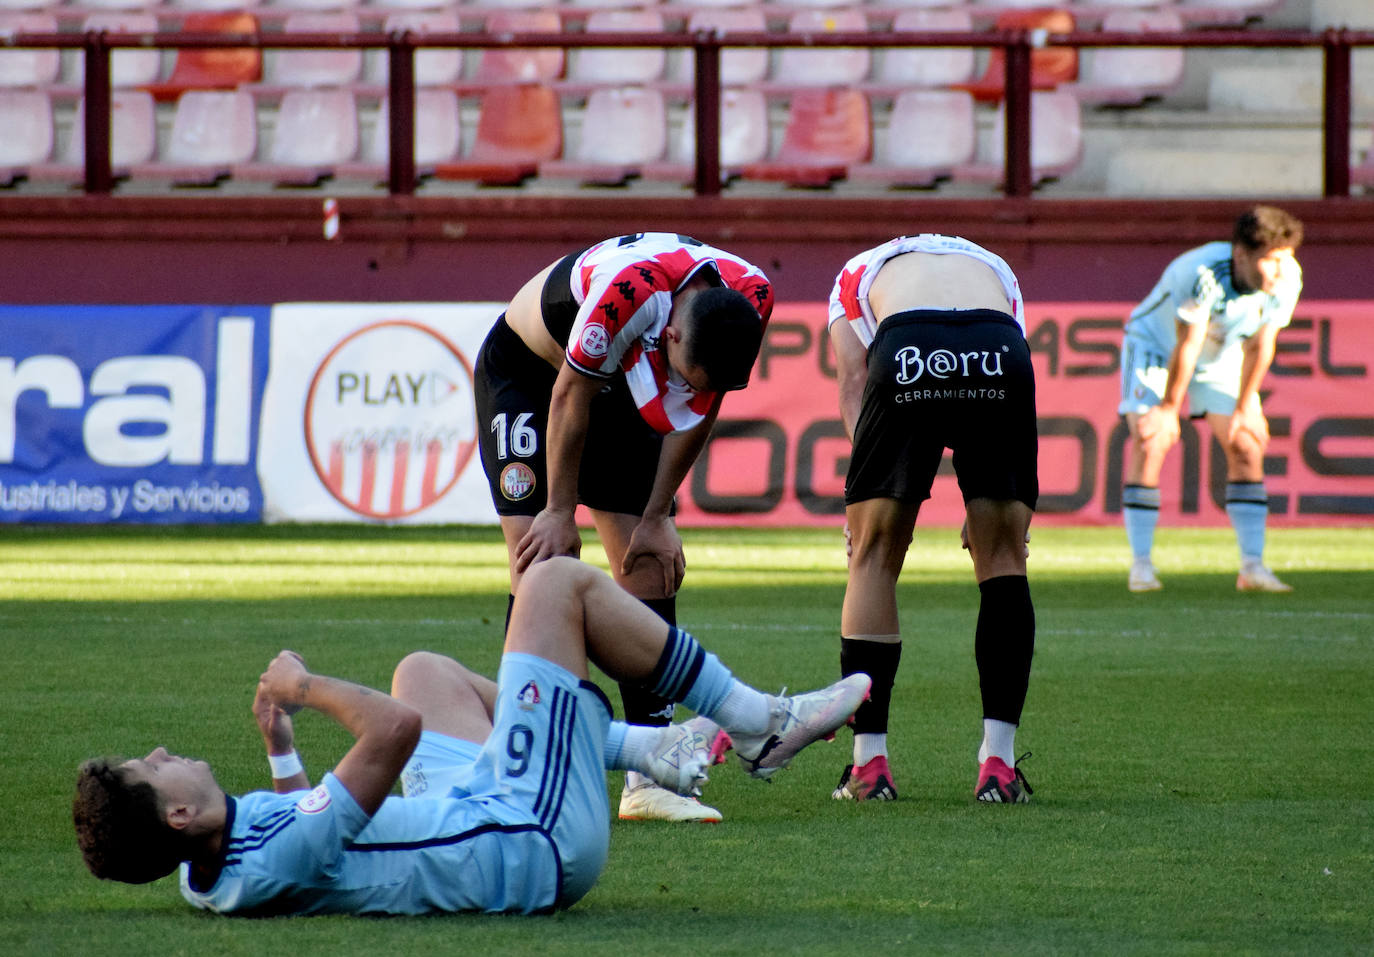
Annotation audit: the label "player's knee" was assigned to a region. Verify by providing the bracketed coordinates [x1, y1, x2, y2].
[392, 651, 456, 697]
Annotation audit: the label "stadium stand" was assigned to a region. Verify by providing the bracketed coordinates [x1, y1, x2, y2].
[69, 12, 161, 90]
[769, 8, 870, 90]
[361, 9, 463, 90]
[231, 87, 359, 187]
[848, 89, 977, 188]
[960, 87, 1083, 186]
[864, 7, 977, 95]
[563, 8, 668, 90]
[0, 11, 60, 87]
[472, 9, 565, 85]
[0, 88, 53, 185]
[1065, 7, 1186, 106]
[141, 11, 263, 102]
[336, 87, 462, 184]
[433, 83, 563, 186]
[131, 88, 258, 186]
[641, 86, 770, 185]
[539, 84, 668, 186]
[738, 88, 871, 187]
[669, 7, 769, 90]
[27, 89, 157, 186]
[955, 7, 1077, 102]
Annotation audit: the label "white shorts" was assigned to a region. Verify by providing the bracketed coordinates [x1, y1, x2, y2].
[1117, 336, 1240, 417]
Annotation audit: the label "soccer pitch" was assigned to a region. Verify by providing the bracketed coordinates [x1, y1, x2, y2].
[3, 524, 1370, 955]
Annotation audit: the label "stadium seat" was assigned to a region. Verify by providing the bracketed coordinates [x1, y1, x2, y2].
[130, 88, 257, 185]
[235, 87, 359, 186]
[641, 86, 769, 185]
[1351, 128, 1374, 190]
[473, 10, 565, 85]
[957, 87, 1083, 186]
[28, 89, 157, 185]
[739, 88, 871, 188]
[335, 87, 461, 183]
[565, 9, 667, 89]
[1175, 0, 1285, 27]
[0, 12, 60, 88]
[955, 8, 1076, 103]
[0, 88, 52, 184]
[771, 9, 870, 90]
[867, 8, 976, 94]
[142, 12, 263, 102]
[672, 7, 769, 90]
[1067, 9, 1185, 106]
[364, 10, 463, 89]
[270, 12, 364, 89]
[433, 83, 562, 186]
[848, 89, 976, 188]
[539, 85, 667, 186]
[71, 12, 161, 89]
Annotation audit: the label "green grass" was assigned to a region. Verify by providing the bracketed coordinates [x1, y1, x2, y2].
[2, 524, 1371, 955]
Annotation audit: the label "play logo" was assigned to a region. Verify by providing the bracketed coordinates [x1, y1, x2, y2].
[305, 320, 477, 519]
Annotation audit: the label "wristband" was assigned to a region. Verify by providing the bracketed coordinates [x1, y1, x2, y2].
[268, 750, 303, 778]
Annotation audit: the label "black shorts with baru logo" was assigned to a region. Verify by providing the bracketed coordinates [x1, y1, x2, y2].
[846, 309, 1039, 509]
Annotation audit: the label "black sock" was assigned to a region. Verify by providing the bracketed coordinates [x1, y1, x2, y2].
[620, 595, 679, 726]
[841, 638, 902, 735]
[974, 576, 1035, 725]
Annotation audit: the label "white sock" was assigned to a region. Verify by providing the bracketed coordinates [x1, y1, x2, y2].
[609, 724, 661, 776]
[710, 682, 773, 735]
[853, 733, 887, 766]
[978, 718, 1016, 766]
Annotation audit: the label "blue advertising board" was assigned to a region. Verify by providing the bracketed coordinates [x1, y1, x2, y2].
[1, 305, 271, 523]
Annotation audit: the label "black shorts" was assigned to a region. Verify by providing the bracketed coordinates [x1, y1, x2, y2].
[473, 316, 668, 517]
[845, 309, 1039, 509]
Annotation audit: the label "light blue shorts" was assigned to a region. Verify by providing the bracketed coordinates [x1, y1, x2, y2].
[1117, 335, 1239, 417]
[398, 652, 613, 909]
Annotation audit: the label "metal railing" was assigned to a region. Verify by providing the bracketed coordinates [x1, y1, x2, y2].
[5, 25, 1372, 197]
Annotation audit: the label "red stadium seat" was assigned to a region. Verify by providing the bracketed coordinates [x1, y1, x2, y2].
[142, 12, 263, 103]
[434, 84, 563, 186]
[473, 10, 565, 85]
[955, 8, 1077, 103]
[739, 88, 871, 188]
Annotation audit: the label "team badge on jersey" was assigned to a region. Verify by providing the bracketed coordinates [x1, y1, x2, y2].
[297, 784, 332, 815]
[579, 324, 610, 358]
[516, 680, 541, 710]
[500, 463, 536, 501]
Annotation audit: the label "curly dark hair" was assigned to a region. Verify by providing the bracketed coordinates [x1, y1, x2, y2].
[678, 287, 765, 392]
[73, 758, 186, 884]
[1233, 205, 1303, 253]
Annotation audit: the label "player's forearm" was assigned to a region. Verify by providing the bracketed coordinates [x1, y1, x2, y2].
[301, 674, 421, 755]
[1161, 334, 1204, 410]
[643, 412, 716, 518]
[544, 384, 593, 513]
[1235, 334, 1276, 408]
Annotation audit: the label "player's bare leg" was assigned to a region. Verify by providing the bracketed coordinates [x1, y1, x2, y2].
[834, 497, 917, 802]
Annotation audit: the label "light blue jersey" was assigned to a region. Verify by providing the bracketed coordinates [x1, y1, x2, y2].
[179, 654, 613, 916]
[1123, 241, 1301, 365]
[1119, 241, 1301, 415]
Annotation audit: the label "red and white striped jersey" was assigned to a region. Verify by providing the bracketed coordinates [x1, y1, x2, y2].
[560, 233, 773, 435]
[828, 234, 1025, 347]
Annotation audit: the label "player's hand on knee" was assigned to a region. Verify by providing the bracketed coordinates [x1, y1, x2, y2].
[1137, 405, 1181, 450]
[622, 518, 684, 597]
[515, 509, 581, 572]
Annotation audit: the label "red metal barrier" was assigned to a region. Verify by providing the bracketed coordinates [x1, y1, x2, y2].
[5, 27, 1372, 198]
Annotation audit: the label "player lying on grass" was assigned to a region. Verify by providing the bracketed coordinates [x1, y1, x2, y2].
[73, 557, 869, 916]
